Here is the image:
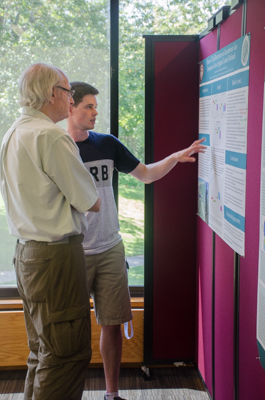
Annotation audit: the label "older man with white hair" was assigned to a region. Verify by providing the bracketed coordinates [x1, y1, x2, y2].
[0, 63, 100, 400]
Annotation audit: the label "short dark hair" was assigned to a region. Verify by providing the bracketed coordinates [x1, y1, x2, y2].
[70, 81, 99, 107]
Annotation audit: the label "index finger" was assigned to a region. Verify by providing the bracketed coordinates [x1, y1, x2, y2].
[194, 138, 206, 144]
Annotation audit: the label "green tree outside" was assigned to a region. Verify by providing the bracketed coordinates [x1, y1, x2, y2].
[118, 0, 229, 285]
[0, 0, 110, 284]
[0, 0, 229, 285]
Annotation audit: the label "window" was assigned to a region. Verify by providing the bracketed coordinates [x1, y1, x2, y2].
[0, 0, 228, 291]
[0, 0, 110, 288]
[118, 0, 228, 288]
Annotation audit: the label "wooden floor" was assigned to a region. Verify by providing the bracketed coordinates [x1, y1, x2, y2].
[0, 366, 210, 399]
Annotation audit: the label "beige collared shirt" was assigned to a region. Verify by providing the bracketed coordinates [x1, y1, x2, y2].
[0, 106, 99, 242]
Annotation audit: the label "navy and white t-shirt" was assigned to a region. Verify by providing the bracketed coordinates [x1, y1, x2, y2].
[76, 131, 140, 255]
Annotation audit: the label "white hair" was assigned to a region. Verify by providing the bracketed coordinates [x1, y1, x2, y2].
[18, 63, 63, 110]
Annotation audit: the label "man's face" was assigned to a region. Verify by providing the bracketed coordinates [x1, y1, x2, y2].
[54, 75, 75, 122]
[70, 94, 98, 131]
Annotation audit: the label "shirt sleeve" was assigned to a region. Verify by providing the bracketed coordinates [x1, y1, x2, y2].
[111, 135, 140, 173]
[42, 132, 99, 213]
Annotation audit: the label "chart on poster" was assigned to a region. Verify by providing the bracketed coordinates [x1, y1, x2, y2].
[198, 34, 250, 256]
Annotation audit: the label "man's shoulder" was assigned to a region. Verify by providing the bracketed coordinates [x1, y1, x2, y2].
[89, 131, 118, 142]
[79, 131, 120, 150]
[76, 131, 120, 163]
[22, 115, 67, 140]
[11, 116, 73, 156]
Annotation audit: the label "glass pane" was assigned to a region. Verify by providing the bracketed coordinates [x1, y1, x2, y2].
[0, 0, 110, 286]
[118, 0, 229, 287]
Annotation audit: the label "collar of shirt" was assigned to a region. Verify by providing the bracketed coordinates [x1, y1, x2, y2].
[22, 106, 53, 123]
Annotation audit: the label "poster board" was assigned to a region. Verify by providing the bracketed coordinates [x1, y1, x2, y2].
[257, 75, 265, 369]
[198, 34, 250, 256]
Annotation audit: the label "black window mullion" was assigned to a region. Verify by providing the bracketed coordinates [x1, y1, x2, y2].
[110, 0, 119, 206]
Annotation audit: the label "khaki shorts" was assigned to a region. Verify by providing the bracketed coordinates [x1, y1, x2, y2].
[85, 241, 132, 325]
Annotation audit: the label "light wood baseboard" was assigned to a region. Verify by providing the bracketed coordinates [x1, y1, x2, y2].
[0, 299, 144, 368]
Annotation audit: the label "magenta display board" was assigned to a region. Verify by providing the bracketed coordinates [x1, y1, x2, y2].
[145, 2, 265, 398]
[152, 40, 199, 360]
[197, 1, 265, 400]
[241, 0, 265, 398]
[197, 30, 219, 396]
[198, 7, 243, 400]
[196, 219, 213, 393]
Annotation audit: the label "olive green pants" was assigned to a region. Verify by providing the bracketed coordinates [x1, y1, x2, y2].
[14, 235, 91, 400]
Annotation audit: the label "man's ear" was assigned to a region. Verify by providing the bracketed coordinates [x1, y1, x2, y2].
[50, 87, 56, 104]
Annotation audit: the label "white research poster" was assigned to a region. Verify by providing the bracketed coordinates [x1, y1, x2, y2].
[257, 76, 265, 353]
[198, 34, 250, 256]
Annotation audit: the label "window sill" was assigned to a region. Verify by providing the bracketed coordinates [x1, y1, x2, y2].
[0, 297, 144, 310]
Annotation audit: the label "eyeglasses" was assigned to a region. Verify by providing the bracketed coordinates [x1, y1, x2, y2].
[55, 85, 75, 98]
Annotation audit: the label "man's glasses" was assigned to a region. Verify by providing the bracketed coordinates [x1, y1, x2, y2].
[55, 85, 75, 98]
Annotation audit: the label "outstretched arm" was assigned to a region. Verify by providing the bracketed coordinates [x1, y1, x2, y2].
[130, 138, 206, 184]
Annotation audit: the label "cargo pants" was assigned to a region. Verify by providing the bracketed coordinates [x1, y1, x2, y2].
[14, 235, 91, 400]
